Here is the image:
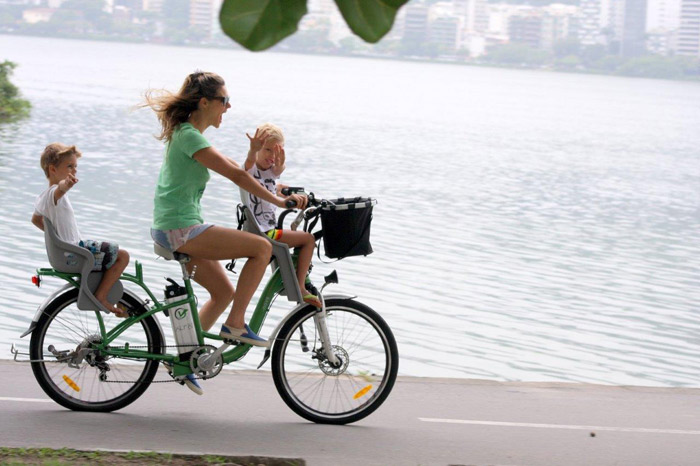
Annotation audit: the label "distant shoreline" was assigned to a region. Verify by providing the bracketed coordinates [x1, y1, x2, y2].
[3, 31, 700, 84]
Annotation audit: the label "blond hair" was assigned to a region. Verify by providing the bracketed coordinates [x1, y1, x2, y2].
[40, 143, 82, 178]
[141, 71, 226, 142]
[258, 123, 285, 145]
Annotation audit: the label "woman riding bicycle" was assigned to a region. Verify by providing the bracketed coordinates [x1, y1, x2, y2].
[143, 71, 306, 349]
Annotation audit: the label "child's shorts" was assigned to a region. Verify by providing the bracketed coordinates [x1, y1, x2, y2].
[266, 229, 283, 241]
[78, 239, 119, 271]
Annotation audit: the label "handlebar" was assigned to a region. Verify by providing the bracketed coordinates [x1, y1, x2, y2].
[281, 186, 305, 196]
[277, 191, 329, 231]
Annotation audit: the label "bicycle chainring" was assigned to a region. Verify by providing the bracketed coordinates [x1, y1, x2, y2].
[190, 345, 223, 379]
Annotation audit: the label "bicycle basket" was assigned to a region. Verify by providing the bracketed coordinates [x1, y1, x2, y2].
[320, 197, 377, 259]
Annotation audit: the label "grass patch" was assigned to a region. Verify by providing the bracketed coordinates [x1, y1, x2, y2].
[0, 447, 304, 465]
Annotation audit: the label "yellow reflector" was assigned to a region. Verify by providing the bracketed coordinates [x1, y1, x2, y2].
[353, 385, 373, 399]
[63, 375, 80, 392]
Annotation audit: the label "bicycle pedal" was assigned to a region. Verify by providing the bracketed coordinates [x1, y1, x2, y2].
[222, 338, 241, 345]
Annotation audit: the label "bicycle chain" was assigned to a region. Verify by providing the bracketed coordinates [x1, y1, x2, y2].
[99, 344, 205, 384]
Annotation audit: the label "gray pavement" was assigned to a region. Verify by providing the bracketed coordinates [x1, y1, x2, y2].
[0, 360, 699, 466]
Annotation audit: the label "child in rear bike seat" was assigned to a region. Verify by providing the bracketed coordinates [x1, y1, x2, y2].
[244, 123, 322, 308]
[31, 143, 130, 317]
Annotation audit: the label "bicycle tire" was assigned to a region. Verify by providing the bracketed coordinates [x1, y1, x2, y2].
[29, 288, 163, 412]
[272, 298, 399, 424]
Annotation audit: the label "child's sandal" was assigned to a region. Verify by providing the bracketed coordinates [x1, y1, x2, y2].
[303, 294, 322, 308]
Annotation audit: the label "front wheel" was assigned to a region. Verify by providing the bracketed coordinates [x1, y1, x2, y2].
[272, 298, 399, 424]
[29, 288, 163, 412]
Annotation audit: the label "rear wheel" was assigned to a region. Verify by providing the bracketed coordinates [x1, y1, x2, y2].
[272, 298, 399, 424]
[29, 289, 163, 412]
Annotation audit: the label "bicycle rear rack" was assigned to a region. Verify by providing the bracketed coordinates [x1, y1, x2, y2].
[10, 343, 73, 364]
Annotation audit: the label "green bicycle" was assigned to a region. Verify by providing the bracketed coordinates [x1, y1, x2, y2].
[14, 191, 398, 425]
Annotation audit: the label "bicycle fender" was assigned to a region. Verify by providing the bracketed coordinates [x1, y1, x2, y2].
[20, 283, 76, 338]
[19, 286, 164, 340]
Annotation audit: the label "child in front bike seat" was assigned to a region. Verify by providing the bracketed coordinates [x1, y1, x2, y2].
[244, 123, 322, 308]
[31, 143, 130, 317]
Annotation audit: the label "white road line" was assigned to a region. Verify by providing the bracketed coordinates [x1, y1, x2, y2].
[0, 396, 53, 403]
[418, 418, 700, 435]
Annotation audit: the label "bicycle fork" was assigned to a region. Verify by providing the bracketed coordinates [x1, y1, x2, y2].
[314, 277, 341, 367]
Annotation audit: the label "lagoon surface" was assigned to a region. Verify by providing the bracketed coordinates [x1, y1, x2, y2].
[1, 35, 699, 386]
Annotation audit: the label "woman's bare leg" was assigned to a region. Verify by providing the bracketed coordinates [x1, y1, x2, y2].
[185, 258, 235, 331]
[176, 226, 271, 329]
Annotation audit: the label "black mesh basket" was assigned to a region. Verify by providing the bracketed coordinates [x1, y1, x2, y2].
[320, 197, 377, 259]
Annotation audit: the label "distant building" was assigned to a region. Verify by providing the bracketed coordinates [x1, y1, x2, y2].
[0, 0, 41, 5]
[646, 0, 681, 54]
[454, 0, 488, 33]
[402, 3, 429, 45]
[190, 0, 221, 39]
[506, 5, 578, 51]
[430, 14, 460, 53]
[619, 0, 647, 57]
[114, 0, 142, 10]
[677, 0, 700, 56]
[22, 8, 55, 23]
[646, 0, 682, 32]
[647, 28, 677, 54]
[142, 0, 164, 13]
[509, 10, 543, 49]
[578, 0, 611, 46]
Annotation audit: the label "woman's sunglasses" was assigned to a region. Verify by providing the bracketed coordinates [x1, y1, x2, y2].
[213, 96, 230, 106]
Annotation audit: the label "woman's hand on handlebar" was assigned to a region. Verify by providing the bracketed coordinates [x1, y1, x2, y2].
[279, 193, 307, 209]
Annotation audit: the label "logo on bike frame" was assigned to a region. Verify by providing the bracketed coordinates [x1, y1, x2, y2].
[175, 308, 188, 320]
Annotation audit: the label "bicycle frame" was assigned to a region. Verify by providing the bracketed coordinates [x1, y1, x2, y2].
[35, 256, 291, 377]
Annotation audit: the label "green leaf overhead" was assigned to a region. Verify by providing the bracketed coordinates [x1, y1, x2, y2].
[334, 0, 409, 43]
[219, 0, 308, 51]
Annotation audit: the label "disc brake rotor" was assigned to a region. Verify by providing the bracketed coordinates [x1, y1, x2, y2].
[317, 345, 349, 376]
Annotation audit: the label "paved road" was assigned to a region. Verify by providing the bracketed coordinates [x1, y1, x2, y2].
[1, 360, 699, 465]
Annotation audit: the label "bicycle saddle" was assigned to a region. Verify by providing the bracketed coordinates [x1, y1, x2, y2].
[153, 242, 190, 263]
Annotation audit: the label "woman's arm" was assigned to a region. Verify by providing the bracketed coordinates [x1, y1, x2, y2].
[193, 146, 288, 208]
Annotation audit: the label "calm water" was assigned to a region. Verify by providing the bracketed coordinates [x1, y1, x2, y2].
[1, 35, 699, 387]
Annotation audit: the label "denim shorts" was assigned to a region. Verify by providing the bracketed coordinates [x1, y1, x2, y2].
[150, 223, 213, 252]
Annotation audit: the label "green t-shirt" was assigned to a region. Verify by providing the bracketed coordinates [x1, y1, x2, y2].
[152, 123, 212, 230]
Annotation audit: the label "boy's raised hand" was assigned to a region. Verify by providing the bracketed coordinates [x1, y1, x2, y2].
[246, 128, 268, 153]
[273, 143, 285, 168]
[59, 173, 78, 193]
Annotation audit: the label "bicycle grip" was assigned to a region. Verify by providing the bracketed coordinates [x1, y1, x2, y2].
[285, 199, 298, 208]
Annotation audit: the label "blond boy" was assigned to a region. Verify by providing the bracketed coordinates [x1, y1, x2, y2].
[32, 143, 130, 317]
[244, 124, 321, 307]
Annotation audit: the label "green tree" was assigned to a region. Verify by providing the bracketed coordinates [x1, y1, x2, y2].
[616, 56, 686, 79]
[219, 0, 409, 51]
[553, 38, 580, 58]
[0, 61, 31, 122]
[554, 54, 581, 70]
[485, 43, 551, 66]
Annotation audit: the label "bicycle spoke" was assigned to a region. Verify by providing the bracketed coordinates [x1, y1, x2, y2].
[274, 302, 397, 423]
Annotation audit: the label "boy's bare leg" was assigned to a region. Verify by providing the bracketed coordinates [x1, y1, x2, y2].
[185, 258, 235, 331]
[277, 230, 317, 296]
[176, 226, 271, 329]
[94, 249, 129, 317]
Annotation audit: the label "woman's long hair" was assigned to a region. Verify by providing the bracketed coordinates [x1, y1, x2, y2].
[142, 71, 225, 142]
